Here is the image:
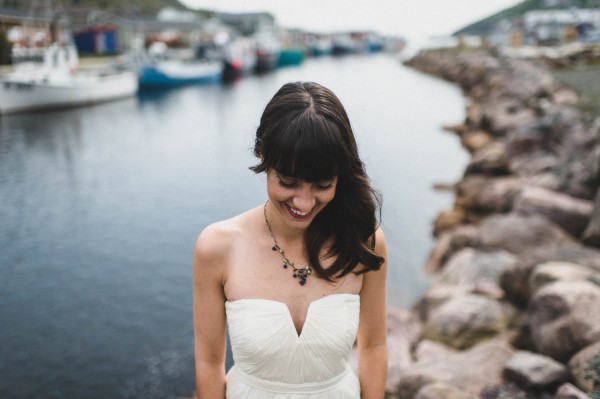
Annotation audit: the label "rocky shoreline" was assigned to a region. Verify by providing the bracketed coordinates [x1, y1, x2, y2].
[381, 49, 600, 399]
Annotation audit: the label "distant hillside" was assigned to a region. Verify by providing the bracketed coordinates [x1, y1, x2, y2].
[2, 0, 212, 18]
[454, 0, 600, 36]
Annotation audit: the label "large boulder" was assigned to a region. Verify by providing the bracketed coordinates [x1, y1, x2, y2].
[477, 213, 574, 255]
[501, 242, 600, 306]
[583, 189, 600, 248]
[503, 350, 568, 390]
[465, 142, 510, 176]
[529, 261, 600, 295]
[425, 225, 479, 273]
[435, 248, 516, 289]
[526, 281, 600, 362]
[479, 99, 537, 137]
[414, 382, 472, 399]
[514, 186, 594, 238]
[385, 307, 422, 396]
[422, 294, 516, 349]
[567, 341, 600, 396]
[395, 338, 514, 399]
[552, 383, 590, 399]
[455, 176, 521, 214]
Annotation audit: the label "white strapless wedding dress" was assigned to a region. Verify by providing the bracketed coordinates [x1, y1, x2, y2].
[225, 293, 360, 398]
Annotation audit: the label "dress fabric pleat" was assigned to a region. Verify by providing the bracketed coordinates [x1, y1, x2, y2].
[225, 293, 361, 398]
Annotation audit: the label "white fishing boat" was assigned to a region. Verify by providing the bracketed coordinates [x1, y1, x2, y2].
[0, 43, 138, 115]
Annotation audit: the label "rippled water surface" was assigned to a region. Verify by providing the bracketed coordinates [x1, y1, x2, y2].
[0, 54, 468, 398]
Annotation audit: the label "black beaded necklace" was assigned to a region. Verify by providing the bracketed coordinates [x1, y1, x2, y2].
[264, 201, 312, 286]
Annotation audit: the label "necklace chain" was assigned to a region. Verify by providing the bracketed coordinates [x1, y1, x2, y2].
[264, 201, 312, 286]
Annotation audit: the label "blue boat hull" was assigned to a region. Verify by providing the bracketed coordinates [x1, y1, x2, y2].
[138, 66, 222, 88]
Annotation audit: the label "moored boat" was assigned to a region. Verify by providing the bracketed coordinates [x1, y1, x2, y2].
[0, 44, 138, 115]
[278, 48, 304, 67]
[137, 42, 223, 88]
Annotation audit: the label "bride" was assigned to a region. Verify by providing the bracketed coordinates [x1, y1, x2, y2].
[193, 81, 388, 398]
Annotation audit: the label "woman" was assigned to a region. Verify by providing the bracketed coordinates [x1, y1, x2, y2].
[193, 81, 388, 398]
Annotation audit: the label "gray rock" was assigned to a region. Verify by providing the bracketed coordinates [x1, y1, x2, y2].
[425, 225, 480, 273]
[477, 213, 574, 255]
[568, 341, 600, 396]
[436, 248, 516, 289]
[527, 281, 600, 362]
[416, 284, 469, 322]
[509, 152, 561, 175]
[422, 294, 516, 349]
[503, 350, 568, 389]
[514, 186, 594, 238]
[395, 338, 514, 399]
[583, 189, 600, 248]
[529, 261, 600, 294]
[386, 307, 422, 395]
[518, 172, 562, 192]
[552, 383, 591, 399]
[455, 176, 521, 214]
[501, 242, 600, 306]
[433, 209, 466, 237]
[465, 142, 510, 176]
[478, 382, 532, 399]
[414, 340, 457, 363]
[415, 382, 472, 399]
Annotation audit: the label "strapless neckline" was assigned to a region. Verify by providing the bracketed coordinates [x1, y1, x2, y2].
[226, 293, 359, 337]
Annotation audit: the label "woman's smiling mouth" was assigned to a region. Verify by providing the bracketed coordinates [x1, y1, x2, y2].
[285, 203, 313, 219]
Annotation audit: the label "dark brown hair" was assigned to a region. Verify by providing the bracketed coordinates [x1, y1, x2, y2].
[251, 81, 384, 279]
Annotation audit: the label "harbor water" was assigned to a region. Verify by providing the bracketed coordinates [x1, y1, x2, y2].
[0, 53, 468, 398]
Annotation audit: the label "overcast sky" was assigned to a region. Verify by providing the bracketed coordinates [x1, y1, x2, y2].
[178, 0, 523, 43]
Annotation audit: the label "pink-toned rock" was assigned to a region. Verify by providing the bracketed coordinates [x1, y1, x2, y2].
[386, 307, 422, 395]
[455, 176, 521, 214]
[414, 382, 472, 399]
[422, 294, 516, 349]
[395, 338, 514, 399]
[529, 261, 600, 294]
[414, 339, 457, 363]
[552, 87, 579, 106]
[503, 350, 568, 389]
[514, 186, 594, 238]
[436, 248, 516, 289]
[552, 383, 590, 399]
[583, 189, 600, 248]
[433, 209, 466, 237]
[501, 242, 600, 306]
[568, 341, 600, 396]
[425, 225, 479, 273]
[352, 307, 421, 397]
[527, 281, 600, 362]
[477, 213, 574, 254]
[465, 142, 510, 176]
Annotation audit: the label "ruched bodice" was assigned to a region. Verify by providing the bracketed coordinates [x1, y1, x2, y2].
[225, 293, 360, 398]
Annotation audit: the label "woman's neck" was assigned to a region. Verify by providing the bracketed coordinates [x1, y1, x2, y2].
[264, 201, 306, 248]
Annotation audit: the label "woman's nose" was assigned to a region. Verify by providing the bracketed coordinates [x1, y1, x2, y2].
[292, 187, 315, 211]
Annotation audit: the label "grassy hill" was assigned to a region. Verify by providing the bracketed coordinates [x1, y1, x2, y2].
[454, 0, 600, 36]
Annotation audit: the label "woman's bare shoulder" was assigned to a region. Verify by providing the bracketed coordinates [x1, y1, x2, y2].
[194, 206, 261, 264]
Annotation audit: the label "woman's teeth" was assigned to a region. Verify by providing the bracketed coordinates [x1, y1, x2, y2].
[290, 208, 309, 216]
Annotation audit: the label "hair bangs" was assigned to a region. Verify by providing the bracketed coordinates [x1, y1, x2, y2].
[266, 111, 348, 182]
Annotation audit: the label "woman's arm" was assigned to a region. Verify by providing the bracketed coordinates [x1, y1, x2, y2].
[357, 227, 388, 399]
[193, 224, 228, 399]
